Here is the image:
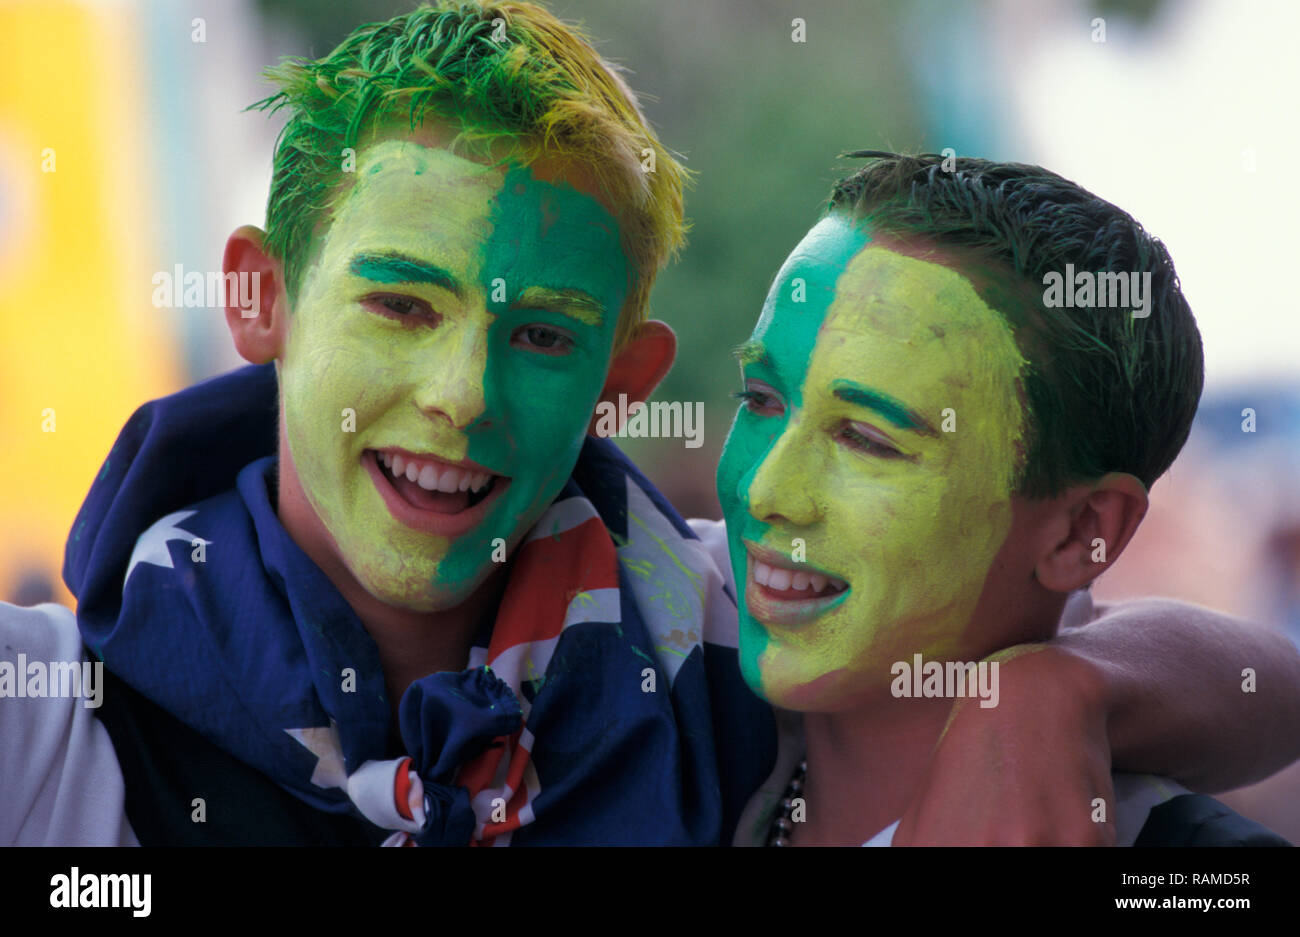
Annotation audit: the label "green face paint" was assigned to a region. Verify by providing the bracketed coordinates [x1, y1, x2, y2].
[280, 138, 629, 611]
[715, 215, 1027, 710]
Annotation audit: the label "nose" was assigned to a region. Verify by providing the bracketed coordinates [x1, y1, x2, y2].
[411, 319, 488, 430]
[744, 417, 821, 528]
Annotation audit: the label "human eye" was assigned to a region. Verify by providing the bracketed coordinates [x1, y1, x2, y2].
[361, 293, 438, 324]
[838, 420, 906, 460]
[731, 378, 784, 416]
[512, 324, 575, 356]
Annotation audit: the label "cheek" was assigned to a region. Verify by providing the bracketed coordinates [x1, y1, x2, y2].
[474, 347, 607, 516]
[820, 470, 890, 549]
[287, 351, 371, 452]
[717, 416, 768, 504]
[715, 422, 745, 505]
[820, 483, 961, 632]
[931, 451, 1014, 564]
[285, 311, 357, 399]
[497, 370, 590, 461]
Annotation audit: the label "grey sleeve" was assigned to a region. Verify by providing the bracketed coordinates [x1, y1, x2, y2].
[0, 601, 137, 846]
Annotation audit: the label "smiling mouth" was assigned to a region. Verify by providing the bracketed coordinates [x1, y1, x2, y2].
[363, 448, 509, 536]
[374, 449, 499, 510]
[744, 542, 850, 627]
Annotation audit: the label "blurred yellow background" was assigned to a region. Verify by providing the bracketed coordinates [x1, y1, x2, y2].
[0, 2, 180, 606]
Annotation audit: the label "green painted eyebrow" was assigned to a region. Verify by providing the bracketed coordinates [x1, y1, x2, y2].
[832, 380, 937, 436]
[349, 252, 461, 297]
[732, 340, 769, 367]
[511, 286, 604, 327]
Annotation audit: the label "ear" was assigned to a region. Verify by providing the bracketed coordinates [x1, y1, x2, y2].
[1034, 473, 1149, 592]
[223, 225, 289, 365]
[587, 320, 677, 435]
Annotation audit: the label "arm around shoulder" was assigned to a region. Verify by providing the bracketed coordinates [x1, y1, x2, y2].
[1057, 596, 1300, 792]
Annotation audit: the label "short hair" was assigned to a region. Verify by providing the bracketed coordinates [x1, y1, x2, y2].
[828, 151, 1204, 498]
[250, 1, 687, 350]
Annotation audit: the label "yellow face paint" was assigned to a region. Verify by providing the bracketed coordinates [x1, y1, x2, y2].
[715, 216, 1027, 710]
[280, 138, 630, 611]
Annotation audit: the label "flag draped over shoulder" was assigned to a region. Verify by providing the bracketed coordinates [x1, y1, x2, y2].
[64, 364, 774, 845]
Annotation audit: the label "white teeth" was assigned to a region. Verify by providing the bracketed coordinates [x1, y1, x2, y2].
[752, 555, 846, 596]
[436, 467, 461, 493]
[379, 451, 497, 497]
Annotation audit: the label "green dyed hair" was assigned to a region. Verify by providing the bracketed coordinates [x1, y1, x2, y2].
[829, 151, 1204, 498]
[250, 1, 688, 350]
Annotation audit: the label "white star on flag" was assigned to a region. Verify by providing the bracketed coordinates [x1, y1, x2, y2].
[285, 721, 348, 790]
[123, 509, 209, 586]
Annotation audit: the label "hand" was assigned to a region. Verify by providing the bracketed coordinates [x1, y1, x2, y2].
[894, 644, 1118, 846]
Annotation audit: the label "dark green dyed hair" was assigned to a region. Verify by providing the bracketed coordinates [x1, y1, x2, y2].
[249, 1, 688, 350]
[829, 151, 1204, 498]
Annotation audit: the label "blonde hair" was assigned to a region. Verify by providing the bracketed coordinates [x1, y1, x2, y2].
[251, 1, 688, 349]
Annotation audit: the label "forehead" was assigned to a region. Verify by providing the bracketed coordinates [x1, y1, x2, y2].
[754, 219, 1027, 472]
[324, 141, 500, 270]
[350, 141, 503, 212]
[320, 139, 628, 287]
[817, 246, 1021, 371]
[808, 247, 1027, 444]
[756, 217, 1025, 379]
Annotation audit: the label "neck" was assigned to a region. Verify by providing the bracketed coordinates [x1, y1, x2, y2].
[322, 543, 505, 723]
[793, 692, 952, 846]
[274, 435, 505, 725]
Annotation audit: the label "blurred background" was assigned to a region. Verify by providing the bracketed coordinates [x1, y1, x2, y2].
[2, 0, 1298, 836]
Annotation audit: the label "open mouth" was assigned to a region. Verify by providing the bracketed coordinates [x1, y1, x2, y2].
[752, 558, 848, 600]
[744, 541, 851, 627]
[363, 448, 509, 537]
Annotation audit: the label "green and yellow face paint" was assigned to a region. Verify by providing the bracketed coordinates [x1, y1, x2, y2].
[715, 214, 1028, 711]
[279, 137, 630, 611]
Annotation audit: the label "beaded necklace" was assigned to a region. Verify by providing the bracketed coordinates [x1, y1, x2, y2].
[765, 759, 807, 846]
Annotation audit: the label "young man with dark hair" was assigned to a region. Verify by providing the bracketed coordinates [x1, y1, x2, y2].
[718, 152, 1290, 845]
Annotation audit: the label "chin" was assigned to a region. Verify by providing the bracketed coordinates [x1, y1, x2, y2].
[745, 645, 849, 712]
[756, 650, 900, 713]
[762, 671, 850, 712]
[369, 586, 468, 613]
[350, 557, 482, 613]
